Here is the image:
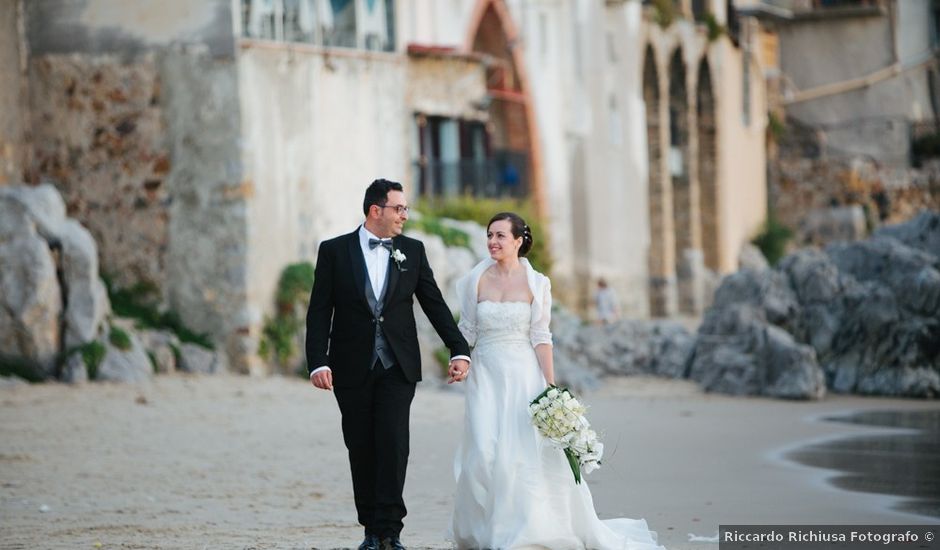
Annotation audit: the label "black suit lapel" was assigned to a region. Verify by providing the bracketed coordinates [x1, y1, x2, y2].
[383, 237, 403, 307]
[346, 231, 370, 309]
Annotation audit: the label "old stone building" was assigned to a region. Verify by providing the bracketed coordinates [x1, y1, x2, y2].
[752, 0, 940, 242]
[640, 1, 769, 316]
[0, 0, 771, 372]
[407, 0, 770, 317]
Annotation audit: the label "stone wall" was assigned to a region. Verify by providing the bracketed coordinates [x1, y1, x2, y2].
[773, 120, 940, 245]
[0, 0, 24, 185]
[21, 0, 251, 371]
[28, 54, 170, 289]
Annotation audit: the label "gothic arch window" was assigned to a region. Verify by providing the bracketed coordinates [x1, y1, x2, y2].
[697, 58, 720, 271]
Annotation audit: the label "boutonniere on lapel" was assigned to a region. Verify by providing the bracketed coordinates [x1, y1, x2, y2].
[391, 248, 407, 271]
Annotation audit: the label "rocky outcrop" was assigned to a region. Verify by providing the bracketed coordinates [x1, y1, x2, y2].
[0, 183, 220, 384]
[178, 343, 228, 375]
[874, 210, 940, 256]
[687, 295, 825, 400]
[738, 243, 770, 271]
[551, 306, 694, 392]
[1, 184, 110, 350]
[138, 329, 180, 374]
[0, 194, 63, 379]
[407, 225, 483, 383]
[690, 212, 940, 399]
[96, 336, 153, 383]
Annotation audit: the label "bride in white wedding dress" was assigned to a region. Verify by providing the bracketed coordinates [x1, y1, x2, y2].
[446, 213, 665, 550]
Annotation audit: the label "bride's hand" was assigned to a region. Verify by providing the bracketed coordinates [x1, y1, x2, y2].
[447, 359, 470, 384]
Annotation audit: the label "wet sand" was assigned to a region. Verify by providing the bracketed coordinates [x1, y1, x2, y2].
[0, 374, 937, 549]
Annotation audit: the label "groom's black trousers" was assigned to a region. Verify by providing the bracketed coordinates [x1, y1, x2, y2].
[334, 361, 416, 538]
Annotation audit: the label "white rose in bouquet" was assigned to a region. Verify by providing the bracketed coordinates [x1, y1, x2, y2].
[528, 385, 604, 484]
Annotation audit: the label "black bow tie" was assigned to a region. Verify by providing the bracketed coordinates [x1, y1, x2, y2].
[369, 238, 393, 252]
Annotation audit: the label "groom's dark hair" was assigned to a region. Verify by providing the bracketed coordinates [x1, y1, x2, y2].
[363, 178, 404, 216]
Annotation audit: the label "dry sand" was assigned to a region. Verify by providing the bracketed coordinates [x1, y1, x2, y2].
[1, 374, 937, 549]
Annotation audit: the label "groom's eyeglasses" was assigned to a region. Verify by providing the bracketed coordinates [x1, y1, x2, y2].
[380, 204, 410, 215]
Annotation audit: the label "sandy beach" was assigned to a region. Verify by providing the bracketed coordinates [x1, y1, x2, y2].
[1, 374, 937, 550]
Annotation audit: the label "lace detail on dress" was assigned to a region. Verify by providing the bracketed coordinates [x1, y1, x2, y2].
[475, 301, 530, 347]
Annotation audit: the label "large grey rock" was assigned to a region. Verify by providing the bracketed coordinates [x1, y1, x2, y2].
[711, 268, 800, 332]
[688, 303, 825, 399]
[695, 214, 940, 399]
[138, 329, 180, 374]
[821, 278, 939, 397]
[178, 343, 228, 374]
[406, 229, 480, 310]
[778, 249, 847, 358]
[0, 183, 68, 238]
[701, 268, 722, 310]
[549, 306, 583, 345]
[61, 353, 89, 384]
[439, 218, 489, 260]
[1, 184, 110, 352]
[827, 237, 940, 317]
[552, 345, 601, 394]
[874, 210, 940, 257]
[551, 306, 694, 382]
[445, 247, 478, 306]
[738, 243, 769, 271]
[0, 197, 62, 379]
[97, 335, 153, 383]
[59, 219, 111, 348]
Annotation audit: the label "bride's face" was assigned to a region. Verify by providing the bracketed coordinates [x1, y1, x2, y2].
[487, 219, 522, 261]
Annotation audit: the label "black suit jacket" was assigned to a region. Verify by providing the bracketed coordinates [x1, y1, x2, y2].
[305, 229, 470, 388]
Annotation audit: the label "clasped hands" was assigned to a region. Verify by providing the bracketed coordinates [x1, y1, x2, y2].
[447, 358, 470, 384]
[311, 358, 470, 389]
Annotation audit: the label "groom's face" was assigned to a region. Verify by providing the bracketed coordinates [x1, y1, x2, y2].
[375, 190, 408, 238]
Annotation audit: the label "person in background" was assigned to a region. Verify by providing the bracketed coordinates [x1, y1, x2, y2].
[594, 278, 620, 325]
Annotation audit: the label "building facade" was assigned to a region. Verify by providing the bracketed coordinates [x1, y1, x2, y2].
[2, 0, 770, 372]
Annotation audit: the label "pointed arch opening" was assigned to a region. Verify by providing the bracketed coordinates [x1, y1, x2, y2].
[462, 0, 544, 213]
[644, 46, 672, 317]
[697, 58, 720, 271]
[668, 49, 690, 262]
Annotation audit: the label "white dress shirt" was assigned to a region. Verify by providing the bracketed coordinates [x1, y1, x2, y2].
[360, 225, 391, 299]
[311, 225, 469, 377]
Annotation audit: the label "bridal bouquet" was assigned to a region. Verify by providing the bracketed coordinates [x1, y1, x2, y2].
[528, 385, 603, 484]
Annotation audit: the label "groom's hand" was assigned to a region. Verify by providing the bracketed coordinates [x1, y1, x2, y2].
[310, 369, 333, 391]
[447, 359, 470, 384]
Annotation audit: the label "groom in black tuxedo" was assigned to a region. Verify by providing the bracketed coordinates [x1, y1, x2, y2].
[306, 179, 471, 550]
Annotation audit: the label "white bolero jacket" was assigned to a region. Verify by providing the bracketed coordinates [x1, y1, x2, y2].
[454, 258, 553, 349]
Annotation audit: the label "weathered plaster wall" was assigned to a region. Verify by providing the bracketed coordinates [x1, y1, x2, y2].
[0, 0, 24, 185]
[159, 47, 247, 371]
[25, 0, 234, 58]
[714, 38, 768, 273]
[238, 44, 409, 373]
[405, 54, 487, 120]
[779, 5, 936, 166]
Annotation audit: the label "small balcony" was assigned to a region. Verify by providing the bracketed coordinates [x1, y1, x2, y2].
[412, 150, 529, 199]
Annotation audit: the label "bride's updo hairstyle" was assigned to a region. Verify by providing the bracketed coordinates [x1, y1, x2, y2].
[487, 212, 533, 257]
